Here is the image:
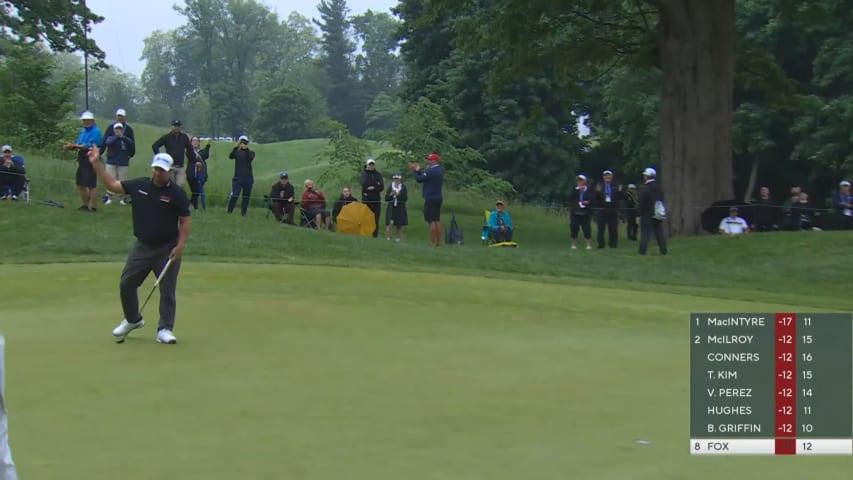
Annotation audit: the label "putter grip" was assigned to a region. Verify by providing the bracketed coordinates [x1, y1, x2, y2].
[154, 258, 173, 287]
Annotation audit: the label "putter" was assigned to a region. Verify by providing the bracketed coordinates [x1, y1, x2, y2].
[116, 257, 173, 344]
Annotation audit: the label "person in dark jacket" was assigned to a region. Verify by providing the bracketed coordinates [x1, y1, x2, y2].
[152, 119, 193, 188]
[269, 171, 295, 223]
[332, 186, 359, 225]
[410, 152, 444, 246]
[102, 122, 136, 204]
[360, 158, 384, 237]
[227, 135, 255, 216]
[752, 186, 777, 231]
[833, 180, 853, 230]
[568, 174, 593, 250]
[637, 167, 668, 255]
[188, 136, 211, 210]
[594, 169, 621, 248]
[0, 145, 26, 200]
[384, 173, 408, 242]
[100, 108, 136, 204]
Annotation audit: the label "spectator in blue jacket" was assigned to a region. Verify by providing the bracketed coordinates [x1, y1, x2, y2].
[410, 152, 444, 246]
[488, 200, 514, 242]
[834, 180, 853, 230]
[102, 122, 135, 204]
[63, 111, 102, 212]
[0, 145, 25, 200]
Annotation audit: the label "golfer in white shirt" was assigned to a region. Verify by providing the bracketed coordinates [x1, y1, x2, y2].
[719, 207, 750, 235]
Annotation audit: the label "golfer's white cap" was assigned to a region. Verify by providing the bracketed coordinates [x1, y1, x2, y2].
[643, 167, 657, 177]
[841, 180, 851, 187]
[151, 153, 174, 172]
[1, 145, 11, 152]
[115, 108, 127, 117]
[366, 157, 376, 165]
[113, 122, 124, 130]
[80, 111, 95, 120]
[576, 174, 587, 181]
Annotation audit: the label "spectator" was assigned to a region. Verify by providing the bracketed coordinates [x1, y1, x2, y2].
[102, 122, 135, 205]
[0, 145, 25, 201]
[227, 135, 255, 216]
[151, 119, 193, 188]
[100, 108, 136, 204]
[782, 185, 801, 230]
[409, 152, 444, 246]
[833, 180, 853, 230]
[594, 169, 620, 248]
[719, 207, 750, 235]
[360, 158, 384, 238]
[301, 179, 331, 229]
[623, 183, 639, 241]
[567, 174, 593, 250]
[638, 167, 668, 255]
[269, 172, 295, 224]
[488, 199, 514, 242]
[752, 186, 776, 232]
[188, 136, 211, 210]
[332, 186, 358, 223]
[63, 110, 103, 212]
[796, 191, 816, 230]
[384, 173, 408, 242]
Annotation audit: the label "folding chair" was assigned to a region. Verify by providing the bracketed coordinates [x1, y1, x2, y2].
[299, 208, 319, 229]
[482, 209, 518, 247]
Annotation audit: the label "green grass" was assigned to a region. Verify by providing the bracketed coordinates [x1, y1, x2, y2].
[2, 124, 853, 479]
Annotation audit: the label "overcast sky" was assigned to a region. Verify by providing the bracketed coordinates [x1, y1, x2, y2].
[85, 0, 398, 76]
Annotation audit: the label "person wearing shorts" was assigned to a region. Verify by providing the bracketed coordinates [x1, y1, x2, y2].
[411, 152, 444, 246]
[64, 111, 102, 212]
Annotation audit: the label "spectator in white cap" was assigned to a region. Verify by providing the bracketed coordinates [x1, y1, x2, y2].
[63, 110, 103, 212]
[638, 167, 668, 255]
[384, 173, 408, 241]
[594, 168, 621, 248]
[0, 145, 26, 201]
[100, 107, 135, 155]
[227, 134, 255, 216]
[567, 174, 593, 250]
[87, 148, 191, 345]
[833, 180, 853, 230]
[101, 122, 136, 205]
[360, 157, 384, 237]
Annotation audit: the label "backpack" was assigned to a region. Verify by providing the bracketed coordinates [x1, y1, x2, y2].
[654, 200, 667, 220]
[446, 212, 464, 245]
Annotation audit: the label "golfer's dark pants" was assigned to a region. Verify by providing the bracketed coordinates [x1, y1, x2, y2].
[491, 227, 513, 242]
[120, 240, 181, 331]
[597, 209, 619, 248]
[365, 199, 381, 237]
[626, 212, 638, 240]
[227, 176, 253, 215]
[570, 214, 591, 239]
[638, 217, 667, 255]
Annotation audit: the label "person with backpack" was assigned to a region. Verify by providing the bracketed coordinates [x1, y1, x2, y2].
[638, 167, 668, 255]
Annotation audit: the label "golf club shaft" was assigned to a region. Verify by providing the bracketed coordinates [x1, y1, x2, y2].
[139, 257, 173, 316]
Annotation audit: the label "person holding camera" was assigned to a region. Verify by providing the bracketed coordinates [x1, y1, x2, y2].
[227, 135, 255, 216]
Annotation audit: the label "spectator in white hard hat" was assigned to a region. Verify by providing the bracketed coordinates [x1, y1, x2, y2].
[63, 111, 103, 212]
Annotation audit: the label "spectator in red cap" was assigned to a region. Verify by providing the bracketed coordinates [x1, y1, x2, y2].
[409, 152, 444, 246]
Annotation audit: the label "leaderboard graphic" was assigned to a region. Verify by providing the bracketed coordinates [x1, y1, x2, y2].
[690, 313, 853, 455]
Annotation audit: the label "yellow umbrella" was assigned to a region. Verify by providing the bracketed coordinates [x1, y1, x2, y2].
[336, 202, 376, 236]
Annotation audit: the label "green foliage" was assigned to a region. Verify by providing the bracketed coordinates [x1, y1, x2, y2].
[0, 39, 80, 149]
[1, 0, 106, 64]
[364, 92, 405, 140]
[317, 119, 373, 186]
[315, 0, 363, 135]
[252, 84, 326, 143]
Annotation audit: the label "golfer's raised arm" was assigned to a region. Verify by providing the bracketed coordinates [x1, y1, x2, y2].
[87, 145, 126, 194]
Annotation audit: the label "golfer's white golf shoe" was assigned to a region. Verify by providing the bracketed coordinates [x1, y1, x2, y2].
[112, 319, 145, 343]
[156, 329, 177, 345]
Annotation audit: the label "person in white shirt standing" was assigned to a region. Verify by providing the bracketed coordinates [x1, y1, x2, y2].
[0, 335, 19, 480]
[719, 207, 750, 235]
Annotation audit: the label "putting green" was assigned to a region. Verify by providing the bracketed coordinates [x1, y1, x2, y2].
[0, 263, 848, 479]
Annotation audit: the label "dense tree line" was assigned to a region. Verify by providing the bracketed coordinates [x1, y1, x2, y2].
[1, 0, 852, 235]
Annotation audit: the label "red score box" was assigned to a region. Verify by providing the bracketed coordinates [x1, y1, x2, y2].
[775, 313, 797, 454]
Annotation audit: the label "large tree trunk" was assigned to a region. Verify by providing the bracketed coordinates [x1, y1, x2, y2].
[658, 0, 735, 236]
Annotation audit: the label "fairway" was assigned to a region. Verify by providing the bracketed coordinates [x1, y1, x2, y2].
[0, 262, 848, 479]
